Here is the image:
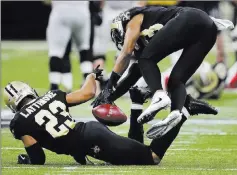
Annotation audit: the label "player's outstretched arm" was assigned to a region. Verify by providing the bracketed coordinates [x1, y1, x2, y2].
[113, 14, 143, 75]
[66, 73, 97, 107]
[20, 135, 45, 165]
[108, 14, 144, 89]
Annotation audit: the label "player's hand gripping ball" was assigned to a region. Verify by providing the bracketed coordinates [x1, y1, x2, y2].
[92, 104, 127, 126]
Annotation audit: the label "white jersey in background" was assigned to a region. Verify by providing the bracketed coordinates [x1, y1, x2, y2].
[47, 1, 92, 92]
[47, 1, 90, 58]
[93, 1, 137, 56]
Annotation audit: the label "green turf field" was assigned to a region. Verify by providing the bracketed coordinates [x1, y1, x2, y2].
[1, 45, 237, 175]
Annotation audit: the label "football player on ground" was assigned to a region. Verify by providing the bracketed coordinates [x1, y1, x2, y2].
[4, 67, 216, 166]
[46, 1, 95, 91]
[99, 5, 233, 138]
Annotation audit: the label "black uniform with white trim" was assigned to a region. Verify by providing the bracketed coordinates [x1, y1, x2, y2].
[10, 90, 83, 155]
[10, 90, 154, 165]
[116, 6, 183, 56]
[112, 5, 218, 113]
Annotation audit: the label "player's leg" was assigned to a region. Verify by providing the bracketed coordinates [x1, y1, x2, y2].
[46, 10, 72, 90]
[207, 3, 225, 64]
[227, 10, 237, 88]
[149, 114, 187, 160]
[61, 39, 73, 93]
[82, 121, 155, 165]
[147, 19, 217, 138]
[168, 24, 217, 111]
[73, 10, 93, 86]
[128, 78, 153, 144]
[92, 11, 112, 92]
[137, 9, 207, 124]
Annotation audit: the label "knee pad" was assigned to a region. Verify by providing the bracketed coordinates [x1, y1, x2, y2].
[49, 56, 63, 72]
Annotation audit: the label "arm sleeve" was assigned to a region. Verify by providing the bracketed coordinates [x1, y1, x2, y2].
[25, 142, 46, 165]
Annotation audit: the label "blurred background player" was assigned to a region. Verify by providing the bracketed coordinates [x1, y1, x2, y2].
[46, 1, 93, 92]
[226, 1, 237, 88]
[92, 1, 136, 92]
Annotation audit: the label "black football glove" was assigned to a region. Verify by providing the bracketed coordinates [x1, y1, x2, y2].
[93, 65, 103, 82]
[91, 86, 114, 108]
[18, 154, 31, 164]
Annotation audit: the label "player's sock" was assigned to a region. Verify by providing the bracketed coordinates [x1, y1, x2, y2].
[80, 50, 93, 85]
[150, 115, 186, 159]
[169, 82, 187, 111]
[128, 104, 144, 143]
[50, 83, 59, 90]
[62, 52, 72, 92]
[61, 73, 73, 92]
[49, 56, 62, 90]
[80, 61, 93, 84]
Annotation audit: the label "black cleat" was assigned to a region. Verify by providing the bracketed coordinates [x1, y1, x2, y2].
[129, 86, 153, 104]
[184, 94, 218, 116]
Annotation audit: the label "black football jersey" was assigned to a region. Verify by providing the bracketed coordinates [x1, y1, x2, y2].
[179, 1, 219, 12]
[119, 6, 183, 55]
[10, 90, 82, 155]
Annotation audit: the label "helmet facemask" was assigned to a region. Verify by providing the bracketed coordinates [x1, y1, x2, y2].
[4, 81, 39, 113]
[111, 11, 130, 51]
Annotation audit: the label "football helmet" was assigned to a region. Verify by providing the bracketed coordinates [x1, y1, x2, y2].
[4, 81, 39, 113]
[186, 61, 227, 99]
[111, 11, 131, 50]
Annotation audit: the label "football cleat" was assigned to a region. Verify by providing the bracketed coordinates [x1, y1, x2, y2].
[146, 110, 182, 139]
[129, 86, 153, 104]
[137, 91, 171, 124]
[183, 94, 218, 116]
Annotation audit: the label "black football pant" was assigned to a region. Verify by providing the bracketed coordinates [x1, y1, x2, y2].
[80, 121, 155, 165]
[138, 8, 217, 111]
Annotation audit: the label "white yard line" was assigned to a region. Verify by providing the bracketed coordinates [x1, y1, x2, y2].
[2, 166, 237, 171]
[2, 147, 237, 151]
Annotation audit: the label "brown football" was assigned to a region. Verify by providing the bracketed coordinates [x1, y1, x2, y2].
[92, 104, 127, 126]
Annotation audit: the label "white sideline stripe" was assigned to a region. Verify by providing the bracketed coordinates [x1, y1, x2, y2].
[2, 147, 237, 151]
[1, 167, 237, 171]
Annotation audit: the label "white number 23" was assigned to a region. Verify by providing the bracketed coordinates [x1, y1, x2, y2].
[35, 101, 75, 138]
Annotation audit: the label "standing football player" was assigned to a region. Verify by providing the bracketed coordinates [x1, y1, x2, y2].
[103, 6, 233, 138]
[4, 67, 216, 165]
[46, 1, 93, 92]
